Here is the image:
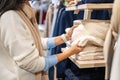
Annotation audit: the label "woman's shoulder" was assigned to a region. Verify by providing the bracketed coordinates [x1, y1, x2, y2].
[0, 10, 20, 20]
[0, 10, 26, 29]
[0, 10, 25, 26]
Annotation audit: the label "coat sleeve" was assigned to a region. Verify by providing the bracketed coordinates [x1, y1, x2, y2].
[0, 10, 45, 73]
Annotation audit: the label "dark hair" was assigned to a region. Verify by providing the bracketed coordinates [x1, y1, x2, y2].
[0, 0, 25, 16]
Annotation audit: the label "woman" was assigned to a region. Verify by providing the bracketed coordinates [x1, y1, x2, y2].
[0, 0, 83, 80]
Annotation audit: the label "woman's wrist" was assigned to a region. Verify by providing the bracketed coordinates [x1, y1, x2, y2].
[65, 33, 71, 41]
[60, 34, 71, 43]
[60, 34, 68, 42]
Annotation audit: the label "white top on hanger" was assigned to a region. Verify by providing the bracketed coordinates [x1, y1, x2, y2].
[52, 0, 60, 5]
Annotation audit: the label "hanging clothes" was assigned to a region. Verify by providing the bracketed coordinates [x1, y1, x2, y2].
[50, 2, 84, 78]
[49, 3, 66, 80]
[110, 34, 120, 80]
[44, 4, 54, 37]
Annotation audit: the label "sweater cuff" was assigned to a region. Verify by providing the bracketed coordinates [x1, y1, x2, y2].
[47, 38, 56, 49]
[44, 55, 58, 71]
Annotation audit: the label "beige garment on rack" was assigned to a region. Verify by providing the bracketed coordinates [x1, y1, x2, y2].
[110, 33, 120, 80]
[103, 0, 120, 79]
[44, 4, 54, 37]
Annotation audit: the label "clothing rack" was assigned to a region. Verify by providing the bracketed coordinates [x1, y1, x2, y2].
[63, 3, 113, 69]
[64, 3, 113, 80]
[66, 3, 113, 20]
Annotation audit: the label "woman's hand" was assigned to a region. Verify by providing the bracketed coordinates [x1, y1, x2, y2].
[65, 25, 77, 41]
[65, 41, 84, 55]
[57, 41, 84, 62]
[54, 26, 77, 46]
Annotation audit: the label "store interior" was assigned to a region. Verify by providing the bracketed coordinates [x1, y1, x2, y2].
[29, 0, 117, 80]
[1, 0, 120, 80]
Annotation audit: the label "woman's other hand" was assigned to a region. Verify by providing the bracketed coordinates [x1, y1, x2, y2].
[65, 41, 83, 55]
[65, 25, 77, 41]
[57, 41, 84, 62]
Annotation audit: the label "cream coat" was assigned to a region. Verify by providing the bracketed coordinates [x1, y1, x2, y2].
[0, 10, 48, 80]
